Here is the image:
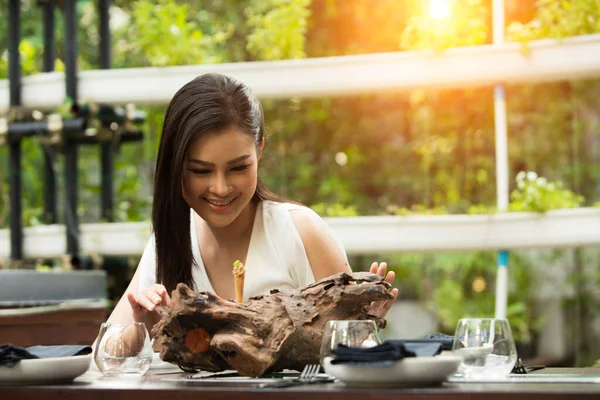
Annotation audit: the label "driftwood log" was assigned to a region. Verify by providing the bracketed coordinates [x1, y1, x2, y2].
[152, 272, 393, 377]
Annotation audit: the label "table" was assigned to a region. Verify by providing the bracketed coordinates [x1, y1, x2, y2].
[0, 305, 106, 347]
[2, 368, 600, 400]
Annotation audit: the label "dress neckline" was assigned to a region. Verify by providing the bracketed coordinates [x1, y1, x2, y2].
[189, 202, 263, 297]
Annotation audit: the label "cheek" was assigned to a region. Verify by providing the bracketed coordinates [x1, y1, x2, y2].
[240, 169, 258, 192]
[182, 173, 206, 196]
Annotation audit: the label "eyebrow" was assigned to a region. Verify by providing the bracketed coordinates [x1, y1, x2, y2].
[187, 154, 251, 166]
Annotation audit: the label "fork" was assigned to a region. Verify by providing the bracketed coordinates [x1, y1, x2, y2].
[257, 364, 331, 388]
[299, 364, 320, 381]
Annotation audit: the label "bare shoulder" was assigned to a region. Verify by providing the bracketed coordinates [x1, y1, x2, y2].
[288, 207, 323, 234]
[288, 207, 351, 280]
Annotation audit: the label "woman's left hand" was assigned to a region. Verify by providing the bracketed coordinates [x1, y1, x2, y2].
[365, 262, 398, 318]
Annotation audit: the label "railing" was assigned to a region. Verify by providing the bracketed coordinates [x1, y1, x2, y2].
[1, 207, 599, 259]
[1, 34, 600, 110]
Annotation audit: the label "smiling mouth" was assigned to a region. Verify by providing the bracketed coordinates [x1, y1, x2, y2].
[204, 197, 236, 206]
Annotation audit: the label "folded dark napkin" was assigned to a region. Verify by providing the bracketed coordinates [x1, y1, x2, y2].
[423, 332, 454, 350]
[0, 344, 92, 367]
[330, 340, 443, 365]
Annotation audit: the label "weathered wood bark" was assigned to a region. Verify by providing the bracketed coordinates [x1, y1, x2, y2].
[152, 272, 393, 377]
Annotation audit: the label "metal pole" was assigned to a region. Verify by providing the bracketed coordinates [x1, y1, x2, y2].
[99, 0, 111, 70]
[42, 0, 57, 224]
[8, 0, 23, 261]
[99, 0, 114, 222]
[64, 0, 80, 257]
[493, 0, 509, 320]
[64, 0, 78, 104]
[42, 2, 56, 72]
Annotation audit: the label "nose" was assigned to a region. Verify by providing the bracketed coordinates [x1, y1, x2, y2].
[209, 172, 231, 197]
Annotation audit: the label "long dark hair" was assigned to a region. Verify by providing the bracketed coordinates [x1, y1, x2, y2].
[152, 73, 286, 293]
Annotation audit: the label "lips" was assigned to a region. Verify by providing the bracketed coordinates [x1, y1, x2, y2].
[203, 196, 236, 212]
[204, 197, 234, 206]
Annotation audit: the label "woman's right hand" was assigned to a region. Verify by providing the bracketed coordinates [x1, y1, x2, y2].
[127, 284, 172, 322]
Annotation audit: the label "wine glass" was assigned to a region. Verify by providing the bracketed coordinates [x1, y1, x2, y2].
[319, 320, 381, 368]
[93, 322, 153, 377]
[452, 318, 517, 378]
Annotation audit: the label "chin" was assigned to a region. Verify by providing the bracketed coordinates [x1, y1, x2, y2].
[197, 209, 233, 226]
[198, 204, 241, 227]
[203, 216, 236, 228]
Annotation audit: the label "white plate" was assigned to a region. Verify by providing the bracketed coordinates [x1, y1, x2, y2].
[0, 355, 91, 385]
[150, 352, 180, 370]
[323, 355, 462, 388]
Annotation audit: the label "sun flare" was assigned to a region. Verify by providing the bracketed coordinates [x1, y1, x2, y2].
[428, 0, 451, 20]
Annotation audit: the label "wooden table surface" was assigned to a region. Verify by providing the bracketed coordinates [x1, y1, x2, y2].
[2, 368, 600, 400]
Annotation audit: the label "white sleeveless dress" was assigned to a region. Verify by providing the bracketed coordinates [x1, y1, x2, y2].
[137, 200, 348, 299]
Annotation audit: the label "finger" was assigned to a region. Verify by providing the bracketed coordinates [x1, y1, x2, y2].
[153, 284, 167, 297]
[369, 262, 378, 274]
[146, 294, 161, 306]
[146, 284, 167, 306]
[384, 270, 395, 284]
[377, 262, 387, 277]
[127, 292, 145, 314]
[127, 292, 140, 310]
[155, 285, 172, 308]
[381, 288, 399, 315]
[137, 292, 158, 312]
[142, 297, 158, 311]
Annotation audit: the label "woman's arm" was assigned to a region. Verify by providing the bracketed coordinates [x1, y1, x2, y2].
[105, 268, 139, 325]
[289, 208, 352, 280]
[105, 234, 171, 327]
[95, 238, 170, 354]
[290, 209, 398, 317]
[105, 266, 159, 329]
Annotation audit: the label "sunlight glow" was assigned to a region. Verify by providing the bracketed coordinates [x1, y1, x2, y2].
[428, 0, 451, 20]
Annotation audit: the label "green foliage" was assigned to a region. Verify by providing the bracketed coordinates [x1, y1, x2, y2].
[117, 0, 219, 66]
[508, 0, 600, 43]
[310, 202, 358, 217]
[386, 204, 449, 216]
[135, 1, 207, 65]
[384, 249, 538, 344]
[509, 171, 584, 212]
[0, 0, 315, 227]
[467, 204, 496, 215]
[0, 38, 42, 78]
[3, 0, 597, 227]
[246, 0, 311, 60]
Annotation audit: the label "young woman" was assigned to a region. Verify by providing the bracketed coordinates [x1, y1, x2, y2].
[106, 73, 398, 331]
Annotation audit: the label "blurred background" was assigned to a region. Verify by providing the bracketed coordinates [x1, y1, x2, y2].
[0, 0, 599, 368]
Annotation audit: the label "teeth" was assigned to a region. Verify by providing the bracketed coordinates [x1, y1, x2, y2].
[206, 198, 234, 206]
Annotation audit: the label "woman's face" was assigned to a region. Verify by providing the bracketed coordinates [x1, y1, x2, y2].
[182, 126, 260, 228]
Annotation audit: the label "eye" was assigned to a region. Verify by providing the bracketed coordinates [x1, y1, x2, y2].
[231, 165, 250, 172]
[190, 169, 211, 175]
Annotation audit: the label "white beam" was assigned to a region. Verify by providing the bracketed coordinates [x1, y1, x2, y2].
[1, 34, 600, 112]
[492, 0, 509, 320]
[1, 208, 599, 259]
